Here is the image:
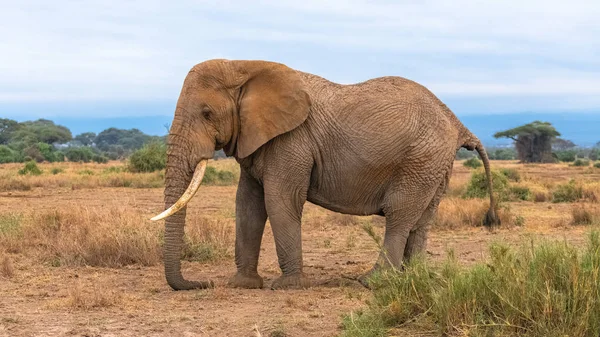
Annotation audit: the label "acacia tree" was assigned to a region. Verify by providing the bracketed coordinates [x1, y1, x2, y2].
[494, 121, 560, 163]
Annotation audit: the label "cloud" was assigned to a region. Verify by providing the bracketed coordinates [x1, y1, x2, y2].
[0, 0, 599, 115]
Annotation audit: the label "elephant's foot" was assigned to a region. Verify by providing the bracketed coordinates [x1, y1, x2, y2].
[357, 268, 379, 289]
[271, 273, 312, 290]
[227, 272, 264, 289]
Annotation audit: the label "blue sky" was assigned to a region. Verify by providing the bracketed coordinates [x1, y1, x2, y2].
[1, 0, 599, 120]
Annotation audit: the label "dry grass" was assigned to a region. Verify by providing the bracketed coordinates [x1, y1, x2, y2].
[65, 280, 122, 310]
[1, 254, 14, 278]
[326, 213, 361, 226]
[0, 159, 239, 192]
[0, 206, 233, 267]
[571, 204, 600, 225]
[433, 197, 518, 229]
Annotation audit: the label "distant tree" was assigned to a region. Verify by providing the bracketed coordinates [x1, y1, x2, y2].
[552, 138, 577, 151]
[494, 121, 560, 163]
[74, 132, 96, 146]
[0, 118, 20, 145]
[11, 119, 72, 145]
[95, 128, 151, 152]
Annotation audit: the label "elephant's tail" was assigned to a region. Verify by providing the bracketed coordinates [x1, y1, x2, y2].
[461, 138, 501, 228]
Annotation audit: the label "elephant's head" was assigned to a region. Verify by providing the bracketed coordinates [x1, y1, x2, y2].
[150, 60, 311, 290]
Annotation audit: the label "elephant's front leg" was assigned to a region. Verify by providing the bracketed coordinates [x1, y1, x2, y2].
[228, 169, 267, 289]
[264, 178, 311, 290]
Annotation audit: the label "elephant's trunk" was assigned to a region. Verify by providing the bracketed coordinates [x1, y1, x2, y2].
[156, 150, 213, 290]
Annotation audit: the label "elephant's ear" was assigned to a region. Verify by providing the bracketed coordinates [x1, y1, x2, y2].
[232, 61, 311, 159]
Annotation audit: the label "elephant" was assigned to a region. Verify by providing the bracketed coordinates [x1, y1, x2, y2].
[150, 59, 499, 291]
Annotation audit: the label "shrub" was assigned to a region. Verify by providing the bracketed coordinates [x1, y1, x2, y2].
[463, 169, 509, 201]
[509, 185, 531, 201]
[50, 168, 64, 175]
[202, 166, 237, 185]
[489, 148, 517, 160]
[64, 147, 97, 163]
[456, 148, 475, 160]
[500, 168, 520, 182]
[463, 157, 482, 169]
[555, 150, 577, 162]
[92, 154, 108, 164]
[573, 158, 590, 167]
[0, 145, 18, 163]
[17, 161, 42, 176]
[78, 169, 94, 176]
[342, 232, 600, 337]
[595, 162, 600, 169]
[571, 204, 600, 225]
[589, 148, 600, 161]
[552, 180, 583, 203]
[127, 142, 166, 173]
[103, 166, 124, 174]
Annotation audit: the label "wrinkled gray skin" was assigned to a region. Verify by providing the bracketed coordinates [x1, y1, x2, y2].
[161, 59, 499, 291]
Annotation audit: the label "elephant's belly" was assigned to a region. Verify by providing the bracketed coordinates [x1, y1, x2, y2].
[306, 173, 387, 216]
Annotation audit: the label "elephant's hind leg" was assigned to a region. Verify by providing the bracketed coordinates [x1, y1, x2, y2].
[358, 181, 438, 287]
[404, 172, 449, 262]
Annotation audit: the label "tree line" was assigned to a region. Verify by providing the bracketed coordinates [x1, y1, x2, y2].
[0, 118, 594, 165]
[0, 118, 165, 164]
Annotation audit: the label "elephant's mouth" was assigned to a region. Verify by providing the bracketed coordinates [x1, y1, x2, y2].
[150, 159, 208, 221]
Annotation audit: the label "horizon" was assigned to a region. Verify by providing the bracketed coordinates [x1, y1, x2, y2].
[1, 1, 599, 122]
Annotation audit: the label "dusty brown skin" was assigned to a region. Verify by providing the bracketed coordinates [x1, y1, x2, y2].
[157, 59, 499, 291]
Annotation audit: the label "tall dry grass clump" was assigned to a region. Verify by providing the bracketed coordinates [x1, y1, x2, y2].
[0, 206, 233, 267]
[182, 216, 234, 262]
[342, 232, 600, 337]
[571, 204, 600, 225]
[434, 197, 518, 229]
[1, 255, 14, 278]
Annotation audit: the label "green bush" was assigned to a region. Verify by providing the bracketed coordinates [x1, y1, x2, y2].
[18, 161, 42, 176]
[64, 146, 97, 163]
[103, 166, 124, 174]
[552, 180, 583, 203]
[78, 169, 94, 176]
[127, 142, 166, 173]
[202, 166, 237, 185]
[489, 148, 517, 160]
[463, 157, 482, 169]
[594, 162, 600, 169]
[342, 232, 600, 337]
[463, 169, 509, 201]
[50, 168, 64, 175]
[509, 185, 531, 201]
[500, 167, 520, 182]
[92, 154, 108, 164]
[554, 150, 577, 162]
[589, 148, 600, 161]
[456, 148, 475, 160]
[573, 158, 590, 167]
[0, 145, 18, 163]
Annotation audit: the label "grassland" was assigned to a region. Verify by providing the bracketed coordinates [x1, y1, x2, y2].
[1, 159, 599, 336]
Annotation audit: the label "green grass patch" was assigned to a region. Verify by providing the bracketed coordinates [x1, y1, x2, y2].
[202, 166, 237, 185]
[463, 169, 509, 201]
[552, 180, 583, 203]
[342, 232, 600, 337]
[463, 157, 482, 169]
[17, 161, 42, 176]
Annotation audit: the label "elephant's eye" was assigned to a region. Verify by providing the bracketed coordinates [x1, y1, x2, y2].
[202, 107, 212, 119]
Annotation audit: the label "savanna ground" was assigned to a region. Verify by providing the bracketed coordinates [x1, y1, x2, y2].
[1, 159, 600, 336]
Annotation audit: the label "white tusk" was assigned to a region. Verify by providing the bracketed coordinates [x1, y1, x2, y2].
[150, 160, 208, 221]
